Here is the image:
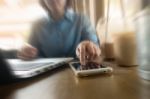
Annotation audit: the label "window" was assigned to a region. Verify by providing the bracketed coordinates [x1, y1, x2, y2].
[0, 0, 45, 50]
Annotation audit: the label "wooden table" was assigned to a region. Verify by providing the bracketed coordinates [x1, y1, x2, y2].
[0, 64, 150, 99]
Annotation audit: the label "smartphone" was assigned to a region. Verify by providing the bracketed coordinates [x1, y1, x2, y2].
[69, 62, 113, 77]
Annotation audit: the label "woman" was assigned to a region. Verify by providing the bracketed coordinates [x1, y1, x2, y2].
[18, 0, 101, 65]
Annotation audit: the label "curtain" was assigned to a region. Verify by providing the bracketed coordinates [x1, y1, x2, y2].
[73, 0, 104, 27]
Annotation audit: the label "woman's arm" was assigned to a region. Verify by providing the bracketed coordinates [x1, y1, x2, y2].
[81, 15, 100, 46]
[76, 15, 101, 65]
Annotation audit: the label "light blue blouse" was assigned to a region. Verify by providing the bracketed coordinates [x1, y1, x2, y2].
[29, 9, 99, 58]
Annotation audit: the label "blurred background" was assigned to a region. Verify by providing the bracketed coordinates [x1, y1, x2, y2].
[0, 0, 149, 60]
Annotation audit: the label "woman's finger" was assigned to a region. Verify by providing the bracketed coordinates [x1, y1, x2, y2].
[95, 46, 101, 57]
[76, 47, 80, 58]
[18, 46, 37, 60]
[80, 44, 86, 65]
[92, 45, 98, 59]
[90, 42, 96, 59]
[86, 42, 96, 60]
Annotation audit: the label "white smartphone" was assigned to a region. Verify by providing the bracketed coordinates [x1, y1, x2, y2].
[69, 62, 113, 77]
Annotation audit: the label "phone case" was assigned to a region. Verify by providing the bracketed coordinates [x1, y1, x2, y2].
[69, 62, 113, 77]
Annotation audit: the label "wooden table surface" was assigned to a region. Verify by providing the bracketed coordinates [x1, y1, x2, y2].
[0, 64, 150, 99]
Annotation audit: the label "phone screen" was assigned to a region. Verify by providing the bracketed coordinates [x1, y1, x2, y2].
[71, 62, 109, 71]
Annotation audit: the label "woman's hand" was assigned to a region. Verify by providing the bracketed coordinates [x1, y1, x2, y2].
[76, 41, 102, 65]
[17, 44, 38, 60]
